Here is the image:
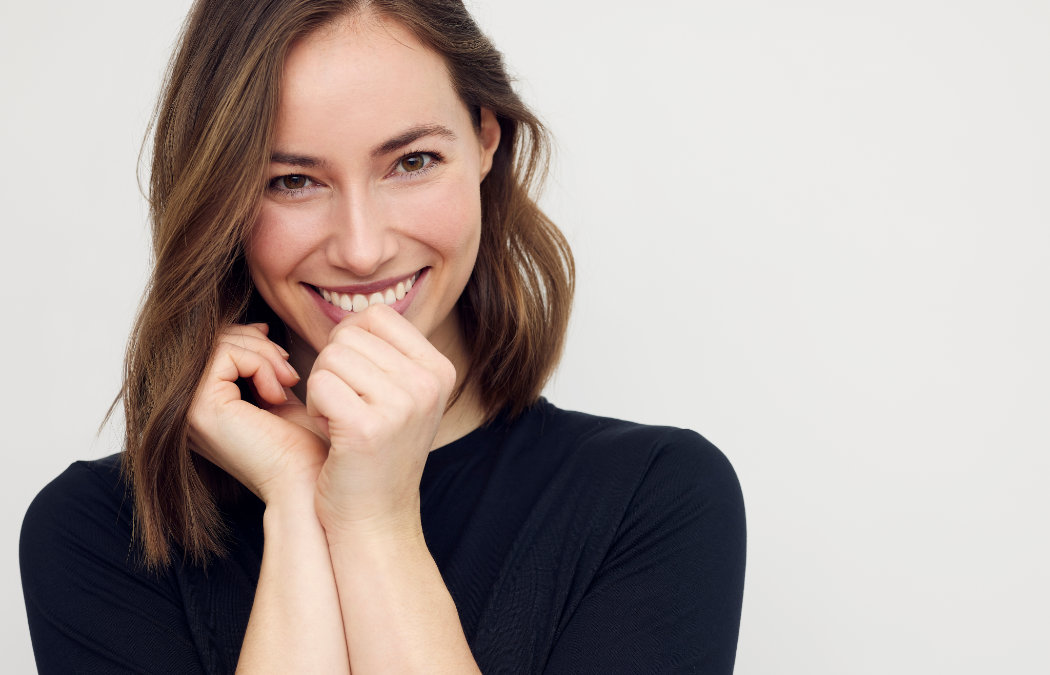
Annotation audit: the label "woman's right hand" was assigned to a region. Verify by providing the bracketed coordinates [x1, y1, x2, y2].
[188, 323, 329, 504]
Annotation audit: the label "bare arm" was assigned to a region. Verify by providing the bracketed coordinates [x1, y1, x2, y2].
[324, 518, 479, 674]
[190, 310, 482, 673]
[309, 305, 481, 674]
[188, 324, 350, 672]
[236, 490, 350, 674]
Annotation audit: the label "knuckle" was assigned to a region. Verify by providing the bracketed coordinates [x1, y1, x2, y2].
[307, 368, 335, 392]
[319, 341, 352, 366]
[414, 370, 444, 403]
[355, 417, 383, 443]
[388, 387, 414, 413]
[329, 322, 364, 345]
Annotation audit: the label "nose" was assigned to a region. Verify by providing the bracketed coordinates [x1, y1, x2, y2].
[325, 188, 398, 277]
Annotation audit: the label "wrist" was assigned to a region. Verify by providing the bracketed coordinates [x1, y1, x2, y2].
[262, 484, 320, 526]
[256, 467, 321, 506]
[314, 487, 423, 544]
[318, 506, 425, 553]
[325, 520, 431, 577]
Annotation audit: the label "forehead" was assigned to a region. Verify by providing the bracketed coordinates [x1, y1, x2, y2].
[277, 14, 465, 141]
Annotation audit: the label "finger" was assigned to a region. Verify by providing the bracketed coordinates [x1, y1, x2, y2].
[337, 305, 456, 393]
[266, 388, 331, 443]
[326, 323, 409, 374]
[311, 343, 405, 405]
[333, 304, 436, 363]
[225, 322, 273, 341]
[223, 323, 292, 363]
[222, 325, 286, 357]
[220, 331, 298, 387]
[212, 343, 288, 405]
[305, 368, 368, 423]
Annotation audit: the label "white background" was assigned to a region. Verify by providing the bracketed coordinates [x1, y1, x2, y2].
[2, 1, 1048, 673]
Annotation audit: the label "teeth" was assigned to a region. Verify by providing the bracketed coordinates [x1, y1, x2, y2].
[318, 272, 420, 313]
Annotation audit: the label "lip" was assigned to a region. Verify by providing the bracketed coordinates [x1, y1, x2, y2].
[306, 268, 428, 323]
[314, 269, 422, 296]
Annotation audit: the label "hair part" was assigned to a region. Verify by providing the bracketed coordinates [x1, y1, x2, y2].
[121, 0, 573, 568]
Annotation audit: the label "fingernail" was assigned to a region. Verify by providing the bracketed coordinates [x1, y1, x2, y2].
[285, 360, 299, 379]
[277, 344, 290, 358]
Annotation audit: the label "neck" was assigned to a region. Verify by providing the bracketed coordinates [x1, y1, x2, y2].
[431, 379, 486, 450]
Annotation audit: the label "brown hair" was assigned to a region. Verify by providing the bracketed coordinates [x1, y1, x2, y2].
[120, 0, 573, 568]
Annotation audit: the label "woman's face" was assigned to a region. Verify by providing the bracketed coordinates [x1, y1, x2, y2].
[248, 13, 500, 363]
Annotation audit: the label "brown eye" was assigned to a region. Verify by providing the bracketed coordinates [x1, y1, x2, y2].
[279, 174, 309, 190]
[397, 153, 432, 173]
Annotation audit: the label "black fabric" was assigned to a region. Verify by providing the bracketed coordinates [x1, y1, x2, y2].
[21, 399, 746, 674]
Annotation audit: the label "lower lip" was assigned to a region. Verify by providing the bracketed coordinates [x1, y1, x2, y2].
[308, 269, 427, 324]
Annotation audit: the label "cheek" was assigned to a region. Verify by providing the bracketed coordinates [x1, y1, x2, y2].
[393, 177, 483, 254]
[247, 207, 321, 283]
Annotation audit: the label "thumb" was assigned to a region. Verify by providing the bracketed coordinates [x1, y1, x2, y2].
[267, 388, 331, 444]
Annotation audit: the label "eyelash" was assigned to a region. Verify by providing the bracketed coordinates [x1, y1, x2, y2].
[392, 149, 443, 177]
[266, 149, 445, 197]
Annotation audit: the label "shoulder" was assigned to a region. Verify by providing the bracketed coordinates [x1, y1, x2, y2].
[523, 399, 743, 509]
[20, 454, 161, 608]
[502, 399, 746, 563]
[518, 403, 746, 673]
[20, 455, 213, 672]
[20, 453, 143, 606]
[21, 453, 131, 556]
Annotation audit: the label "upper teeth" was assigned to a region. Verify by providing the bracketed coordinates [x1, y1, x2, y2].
[319, 272, 418, 312]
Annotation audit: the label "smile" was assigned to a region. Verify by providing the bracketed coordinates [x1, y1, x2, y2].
[315, 271, 421, 313]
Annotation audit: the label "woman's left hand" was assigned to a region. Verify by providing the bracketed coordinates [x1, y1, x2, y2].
[306, 303, 457, 540]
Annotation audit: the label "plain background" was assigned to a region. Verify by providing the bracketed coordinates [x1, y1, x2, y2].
[2, 1, 1048, 673]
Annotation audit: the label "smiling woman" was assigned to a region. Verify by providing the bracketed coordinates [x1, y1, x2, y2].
[250, 16, 496, 404]
[19, 1, 744, 673]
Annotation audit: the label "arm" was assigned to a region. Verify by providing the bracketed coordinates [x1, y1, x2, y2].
[21, 460, 208, 674]
[326, 525, 479, 674]
[545, 431, 746, 674]
[235, 490, 349, 674]
[307, 305, 480, 674]
[21, 325, 352, 674]
[193, 312, 479, 673]
[188, 323, 350, 673]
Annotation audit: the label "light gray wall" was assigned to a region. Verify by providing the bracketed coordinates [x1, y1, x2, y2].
[2, 1, 1047, 672]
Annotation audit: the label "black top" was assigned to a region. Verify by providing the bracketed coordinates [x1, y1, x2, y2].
[21, 399, 746, 674]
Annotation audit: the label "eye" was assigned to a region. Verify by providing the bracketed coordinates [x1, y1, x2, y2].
[271, 174, 314, 191]
[394, 152, 436, 174]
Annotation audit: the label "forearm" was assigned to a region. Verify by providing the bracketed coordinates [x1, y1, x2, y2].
[327, 523, 480, 675]
[237, 491, 350, 674]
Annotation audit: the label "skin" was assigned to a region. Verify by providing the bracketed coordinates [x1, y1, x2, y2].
[187, 12, 500, 673]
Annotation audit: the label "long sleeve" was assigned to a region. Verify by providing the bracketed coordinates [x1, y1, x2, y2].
[20, 459, 208, 674]
[543, 429, 746, 674]
[21, 406, 745, 674]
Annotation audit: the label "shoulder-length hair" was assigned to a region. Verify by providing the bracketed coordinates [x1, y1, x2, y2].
[121, 0, 573, 568]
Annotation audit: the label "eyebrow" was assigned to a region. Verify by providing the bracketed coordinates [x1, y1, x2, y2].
[269, 151, 327, 168]
[371, 124, 457, 158]
[269, 124, 458, 167]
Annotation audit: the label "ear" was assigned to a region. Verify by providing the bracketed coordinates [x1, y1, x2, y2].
[477, 107, 501, 181]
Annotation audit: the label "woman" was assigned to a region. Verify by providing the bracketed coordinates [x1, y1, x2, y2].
[21, 1, 745, 672]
